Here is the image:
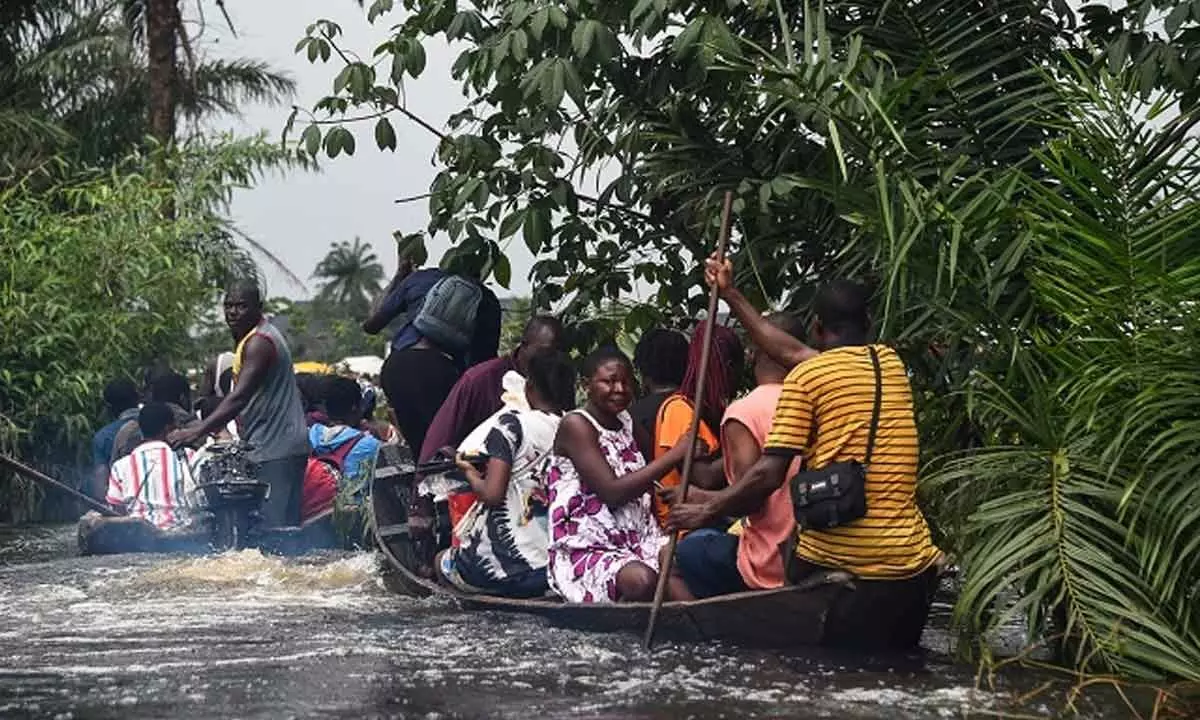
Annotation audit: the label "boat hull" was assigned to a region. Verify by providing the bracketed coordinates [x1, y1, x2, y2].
[370, 462, 939, 650]
[77, 445, 410, 557]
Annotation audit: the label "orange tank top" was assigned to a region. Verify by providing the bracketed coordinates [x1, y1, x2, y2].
[651, 394, 719, 529]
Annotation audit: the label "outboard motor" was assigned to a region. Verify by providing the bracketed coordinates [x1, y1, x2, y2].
[192, 441, 269, 551]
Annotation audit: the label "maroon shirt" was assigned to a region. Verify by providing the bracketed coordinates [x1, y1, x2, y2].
[419, 355, 517, 462]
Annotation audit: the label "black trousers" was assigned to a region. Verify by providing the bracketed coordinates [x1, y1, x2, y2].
[379, 347, 461, 454]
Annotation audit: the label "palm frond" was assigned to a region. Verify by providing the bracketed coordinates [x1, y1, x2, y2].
[179, 59, 297, 118]
[924, 61, 1200, 681]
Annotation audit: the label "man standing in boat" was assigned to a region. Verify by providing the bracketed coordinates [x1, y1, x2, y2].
[169, 280, 310, 528]
[363, 252, 503, 454]
[666, 257, 941, 591]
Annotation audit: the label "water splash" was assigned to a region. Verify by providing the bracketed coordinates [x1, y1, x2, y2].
[130, 549, 382, 594]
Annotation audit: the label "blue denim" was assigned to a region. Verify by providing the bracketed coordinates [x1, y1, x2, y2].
[675, 528, 748, 598]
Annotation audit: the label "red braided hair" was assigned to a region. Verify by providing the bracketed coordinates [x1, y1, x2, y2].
[679, 320, 743, 429]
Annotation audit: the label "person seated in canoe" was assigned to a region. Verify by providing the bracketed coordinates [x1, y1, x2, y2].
[111, 371, 201, 464]
[296, 373, 329, 427]
[91, 377, 141, 500]
[420, 316, 566, 533]
[649, 320, 742, 529]
[105, 402, 200, 531]
[435, 350, 577, 598]
[545, 346, 703, 603]
[197, 357, 238, 444]
[665, 312, 810, 598]
[302, 375, 383, 525]
[629, 327, 689, 458]
[667, 257, 942, 590]
[195, 351, 234, 423]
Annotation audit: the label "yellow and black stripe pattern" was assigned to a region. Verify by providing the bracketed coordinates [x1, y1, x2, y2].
[764, 345, 940, 579]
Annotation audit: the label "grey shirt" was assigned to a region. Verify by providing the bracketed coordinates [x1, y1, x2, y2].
[110, 403, 198, 464]
[236, 319, 310, 462]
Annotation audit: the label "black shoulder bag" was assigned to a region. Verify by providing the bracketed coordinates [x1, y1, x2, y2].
[789, 346, 883, 531]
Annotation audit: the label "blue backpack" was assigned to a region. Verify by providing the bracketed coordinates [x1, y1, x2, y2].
[413, 275, 482, 352]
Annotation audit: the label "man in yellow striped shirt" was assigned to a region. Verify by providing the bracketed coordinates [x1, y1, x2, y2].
[668, 262, 941, 583]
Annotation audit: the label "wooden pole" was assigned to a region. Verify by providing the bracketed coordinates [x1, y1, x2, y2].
[0, 453, 121, 517]
[643, 190, 735, 649]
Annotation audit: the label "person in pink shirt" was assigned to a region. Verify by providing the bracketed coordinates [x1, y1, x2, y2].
[666, 313, 810, 597]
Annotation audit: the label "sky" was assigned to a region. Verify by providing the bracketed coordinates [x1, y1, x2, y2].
[205, 0, 538, 300]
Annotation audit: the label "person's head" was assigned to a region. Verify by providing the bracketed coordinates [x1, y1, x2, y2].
[524, 351, 578, 414]
[811, 280, 872, 349]
[148, 371, 191, 412]
[217, 367, 233, 397]
[515, 315, 565, 375]
[753, 313, 807, 383]
[679, 320, 744, 427]
[580, 346, 635, 417]
[141, 361, 173, 399]
[103, 378, 139, 416]
[223, 279, 264, 341]
[322, 375, 364, 425]
[295, 373, 325, 413]
[633, 328, 688, 392]
[137, 402, 176, 442]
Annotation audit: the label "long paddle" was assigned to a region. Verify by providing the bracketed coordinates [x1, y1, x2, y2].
[0, 452, 121, 516]
[643, 190, 735, 649]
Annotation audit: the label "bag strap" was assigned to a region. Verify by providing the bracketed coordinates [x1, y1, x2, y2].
[864, 346, 883, 467]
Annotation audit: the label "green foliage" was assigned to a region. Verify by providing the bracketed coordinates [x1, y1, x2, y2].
[289, 0, 1075, 321]
[499, 296, 533, 354]
[271, 296, 385, 363]
[0, 136, 307, 521]
[295, 0, 1200, 681]
[924, 71, 1200, 681]
[0, 0, 299, 175]
[1078, 1, 1200, 107]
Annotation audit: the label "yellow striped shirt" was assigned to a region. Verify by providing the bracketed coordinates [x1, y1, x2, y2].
[764, 344, 940, 579]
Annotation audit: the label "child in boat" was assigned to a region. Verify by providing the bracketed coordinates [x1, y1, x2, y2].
[436, 351, 577, 598]
[105, 402, 199, 530]
[650, 320, 743, 527]
[545, 347, 700, 603]
[630, 327, 689, 458]
[302, 376, 382, 525]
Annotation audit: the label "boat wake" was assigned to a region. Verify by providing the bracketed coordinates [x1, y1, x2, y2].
[129, 548, 383, 594]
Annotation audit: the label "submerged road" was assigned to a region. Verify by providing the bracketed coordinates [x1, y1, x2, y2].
[0, 525, 1129, 719]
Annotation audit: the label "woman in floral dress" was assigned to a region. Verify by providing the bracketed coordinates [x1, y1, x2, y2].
[546, 346, 700, 603]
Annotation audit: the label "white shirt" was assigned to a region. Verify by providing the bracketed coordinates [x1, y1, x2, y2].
[106, 440, 198, 530]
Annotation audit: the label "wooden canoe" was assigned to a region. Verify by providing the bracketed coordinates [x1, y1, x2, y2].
[370, 461, 940, 650]
[75, 510, 350, 556]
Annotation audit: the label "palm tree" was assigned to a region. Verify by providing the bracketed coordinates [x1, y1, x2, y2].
[0, 0, 296, 174]
[312, 238, 386, 314]
[0, 0, 304, 286]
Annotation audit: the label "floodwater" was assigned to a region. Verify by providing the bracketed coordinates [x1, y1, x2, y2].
[0, 525, 1137, 719]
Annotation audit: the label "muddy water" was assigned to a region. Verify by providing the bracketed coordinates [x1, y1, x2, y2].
[0, 525, 1130, 719]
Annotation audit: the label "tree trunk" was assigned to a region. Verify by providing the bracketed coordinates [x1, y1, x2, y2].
[147, 0, 178, 147]
[146, 0, 179, 218]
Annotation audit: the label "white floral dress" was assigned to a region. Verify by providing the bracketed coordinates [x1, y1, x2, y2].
[545, 409, 665, 603]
